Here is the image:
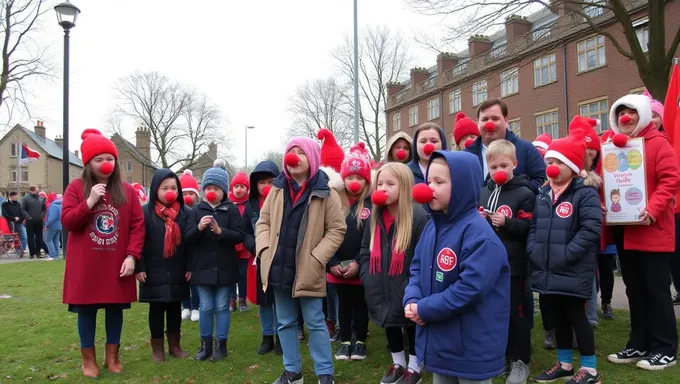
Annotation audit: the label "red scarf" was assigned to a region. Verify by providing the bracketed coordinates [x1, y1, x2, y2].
[155, 201, 181, 258]
[228, 192, 248, 215]
[369, 209, 405, 276]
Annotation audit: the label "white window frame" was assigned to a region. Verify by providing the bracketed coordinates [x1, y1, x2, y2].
[535, 109, 560, 138]
[578, 97, 609, 132]
[449, 89, 462, 114]
[583, 0, 605, 18]
[427, 97, 440, 121]
[508, 119, 521, 138]
[500, 68, 519, 97]
[408, 106, 418, 127]
[633, 18, 649, 53]
[534, 53, 557, 87]
[392, 112, 401, 132]
[577, 35, 606, 72]
[472, 80, 488, 107]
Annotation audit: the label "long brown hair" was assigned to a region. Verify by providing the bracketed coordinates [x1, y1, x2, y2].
[82, 162, 128, 206]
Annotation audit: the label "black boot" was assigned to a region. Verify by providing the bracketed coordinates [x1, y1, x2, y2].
[257, 335, 275, 355]
[194, 337, 213, 361]
[211, 338, 227, 361]
[275, 335, 283, 355]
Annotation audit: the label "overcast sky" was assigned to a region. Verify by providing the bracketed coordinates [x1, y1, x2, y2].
[1, 0, 451, 169]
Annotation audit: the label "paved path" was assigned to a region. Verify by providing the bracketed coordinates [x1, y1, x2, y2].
[0, 255, 55, 265]
[610, 276, 680, 319]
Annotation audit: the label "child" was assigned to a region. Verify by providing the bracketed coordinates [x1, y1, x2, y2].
[228, 172, 253, 313]
[404, 150, 510, 384]
[255, 137, 346, 384]
[479, 140, 534, 384]
[407, 123, 448, 184]
[532, 134, 553, 158]
[358, 162, 428, 384]
[605, 94, 680, 370]
[453, 112, 480, 150]
[528, 131, 603, 383]
[384, 132, 413, 163]
[246, 160, 282, 355]
[328, 142, 373, 361]
[186, 160, 246, 362]
[178, 169, 200, 321]
[44, 193, 63, 260]
[136, 169, 191, 362]
[61, 129, 145, 378]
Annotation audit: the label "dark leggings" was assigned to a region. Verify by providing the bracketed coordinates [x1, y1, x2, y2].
[539, 294, 554, 331]
[77, 308, 123, 348]
[335, 284, 369, 342]
[507, 277, 531, 363]
[545, 295, 595, 356]
[148, 302, 182, 339]
[598, 253, 616, 304]
[385, 326, 416, 355]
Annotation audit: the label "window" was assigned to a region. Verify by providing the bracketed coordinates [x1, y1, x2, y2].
[472, 80, 488, 107]
[452, 62, 467, 76]
[427, 98, 440, 121]
[488, 45, 506, 59]
[408, 106, 418, 127]
[126, 160, 132, 172]
[579, 98, 609, 132]
[10, 143, 17, 157]
[630, 87, 645, 95]
[392, 112, 401, 132]
[11, 167, 28, 183]
[635, 27, 649, 53]
[534, 53, 557, 87]
[536, 110, 560, 138]
[508, 119, 521, 138]
[449, 89, 462, 114]
[532, 27, 551, 41]
[583, 0, 605, 18]
[577, 35, 606, 72]
[11, 168, 16, 183]
[500, 68, 519, 97]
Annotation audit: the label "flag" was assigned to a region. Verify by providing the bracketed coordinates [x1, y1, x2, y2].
[19, 144, 40, 165]
[663, 61, 680, 212]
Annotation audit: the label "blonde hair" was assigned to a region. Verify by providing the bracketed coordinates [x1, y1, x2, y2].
[486, 139, 517, 161]
[369, 163, 414, 256]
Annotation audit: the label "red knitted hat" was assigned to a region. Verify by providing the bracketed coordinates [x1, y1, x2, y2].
[317, 128, 345, 172]
[544, 131, 586, 174]
[341, 142, 372, 183]
[453, 112, 480, 145]
[568, 116, 601, 153]
[179, 169, 200, 196]
[532, 133, 552, 152]
[80, 128, 118, 165]
[230, 171, 250, 191]
[131, 183, 148, 203]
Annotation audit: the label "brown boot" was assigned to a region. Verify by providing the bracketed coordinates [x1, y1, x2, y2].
[104, 343, 123, 373]
[150, 338, 166, 362]
[166, 332, 189, 358]
[80, 347, 99, 378]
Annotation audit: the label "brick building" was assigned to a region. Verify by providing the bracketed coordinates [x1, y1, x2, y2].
[385, 0, 680, 146]
[110, 127, 159, 187]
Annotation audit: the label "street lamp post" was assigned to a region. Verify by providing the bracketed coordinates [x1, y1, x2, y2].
[352, 0, 359, 144]
[244, 125, 255, 172]
[55, 0, 80, 258]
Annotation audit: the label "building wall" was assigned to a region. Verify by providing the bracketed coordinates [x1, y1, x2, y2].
[117, 151, 156, 187]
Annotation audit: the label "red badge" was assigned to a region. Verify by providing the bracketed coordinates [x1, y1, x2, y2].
[437, 248, 458, 272]
[556, 202, 573, 218]
[360, 207, 371, 220]
[496, 205, 513, 218]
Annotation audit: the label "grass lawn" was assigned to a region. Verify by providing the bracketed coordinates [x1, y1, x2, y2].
[0, 261, 678, 383]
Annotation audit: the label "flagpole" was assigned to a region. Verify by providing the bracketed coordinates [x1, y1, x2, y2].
[16, 135, 20, 194]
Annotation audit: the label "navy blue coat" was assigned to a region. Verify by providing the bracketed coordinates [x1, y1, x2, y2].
[407, 126, 449, 185]
[527, 178, 602, 299]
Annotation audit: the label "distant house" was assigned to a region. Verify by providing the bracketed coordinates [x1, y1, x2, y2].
[111, 127, 159, 187]
[185, 142, 218, 182]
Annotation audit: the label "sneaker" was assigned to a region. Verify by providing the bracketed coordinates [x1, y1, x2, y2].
[402, 369, 422, 384]
[601, 303, 614, 320]
[607, 348, 649, 364]
[566, 369, 600, 384]
[273, 370, 303, 384]
[673, 292, 680, 305]
[190, 309, 200, 322]
[380, 364, 404, 384]
[534, 362, 574, 382]
[543, 330, 556, 350]
[636, 352, 677, 371]
[335, 342, 351, 361]
[506, 360, 530, 384]
[229, 298, 236, 312]
[317, 374, 334, 384]
[181, 308, 191, 320]
[351, 342, 367, 360]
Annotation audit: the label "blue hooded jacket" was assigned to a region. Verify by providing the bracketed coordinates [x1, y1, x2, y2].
[407, 126, 449, 185]
[404, 150, 510, 380]
[45, 199, 62, 231]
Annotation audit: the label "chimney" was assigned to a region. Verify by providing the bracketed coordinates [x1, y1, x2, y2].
[55, 135, 63, 147]
[208, 142, 217, 159]
[410, 67, 429, 88]
[468, 35, 493, 57]
[34, 120, 46, 139]
[437, 53, 459, 75]
[505, 15, 532, 42]
[387, 82, 407, 97]
[135, 126, 151, 160]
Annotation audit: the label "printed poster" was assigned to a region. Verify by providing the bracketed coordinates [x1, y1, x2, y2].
[601, 137, 648, 225]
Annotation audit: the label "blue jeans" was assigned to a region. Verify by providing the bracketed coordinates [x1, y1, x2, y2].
[16, 223, 27, 251]
[274, 289, 333, 375]
[182, 285, 200, 310]
[77, 308, 123, 348]
[586, 277, 598, 325]
[196, 285, 231, 340]
[44, 228, 61, 258]
[230, 258, 249, 300]
[260, 301, 277, 336]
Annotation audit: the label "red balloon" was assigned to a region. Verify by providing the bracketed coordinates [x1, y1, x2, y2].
[205, 191, 217, 202]
[619, 115, 631, 124]
[464, 139, 475, 148]
[396, 150, 407, 161]
[284, 153, 300, 167]
[546, 165, 561, 179]
[183, 195, 194, 205]
[349, 181, 361, 193]
[262, 185, 272, 197]
[164, 191, 177, 203]
[371, 190, 388, 206]
[493, 171, 508, 185]
[612, 133, 629, 148]
[484, 122, 497, 132]
[99, 162, 114, 175]
[412, 183, 434, 204]
[423, 143, 435, 156]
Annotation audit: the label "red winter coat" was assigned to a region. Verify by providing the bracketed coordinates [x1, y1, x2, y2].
[61, 179, 145, 305]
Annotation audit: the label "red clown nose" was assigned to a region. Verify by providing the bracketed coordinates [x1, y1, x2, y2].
[205, 191, 218, 202]
[349, 182, 361, 194]
[412, 183, 434, 204]
[423, 143, 435, 156]
[371, 190, 388, 206]
[619, 115, 631, 125]
[396, 150, 407, 161]
[284, 153, 300, 167]
[493, 171, 508, 185]
[546, 165, 561, 179]
[183, 195, 194, 205]
[164, 191, 177, 203]
[262, 185, 272, 197]
[612, 133, 629, 148]
[464, 139, 475, 148]
[99, 162, 114, 175]
[484, 122, 497, 132]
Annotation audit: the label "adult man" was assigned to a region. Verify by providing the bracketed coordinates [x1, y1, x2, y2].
[465, 99, 546, 193]
[20, 186, 46, 259]
[2, 191, 28, 255]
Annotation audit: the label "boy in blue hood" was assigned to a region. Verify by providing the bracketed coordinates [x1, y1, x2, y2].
[404, 151, 510, 384]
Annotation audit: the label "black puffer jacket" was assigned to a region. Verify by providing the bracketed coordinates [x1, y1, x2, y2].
[358, 204, 428, 328]
[138, 169, 190, 303]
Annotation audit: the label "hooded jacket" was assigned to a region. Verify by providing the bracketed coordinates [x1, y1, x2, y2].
[404, 151, 509, 380]
[137, 169, 191, 303]
[384, 132, 413, 163]
[407, 127, 449, 185]
[466, 130, 546, 194]
[45, 198, 63, 231]
[21, 192, 45, 222]
[479, 174, 535, 277]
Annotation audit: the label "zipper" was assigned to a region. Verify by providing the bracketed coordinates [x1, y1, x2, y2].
[544, 193, 555, 289]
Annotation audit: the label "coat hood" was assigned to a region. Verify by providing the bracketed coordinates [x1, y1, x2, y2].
[409, 126, 449, 167]
[320, 166, 345, 190]
[609, 94, 653, 137]
[427, 150, 481, 222]
[384, 132, 414, 162]
[148, 168, 185, 211]
[581, 170, 602, 189]
[249, 160, 280, 201]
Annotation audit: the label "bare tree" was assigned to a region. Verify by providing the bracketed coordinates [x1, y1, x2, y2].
[333, 26, 412, 161]
[257, 150, 283, 169]
[287, 78, 354, 149]
[182, 92, 229, 170]
[0, 0, 53, 122]
[408, 0, 680, 100]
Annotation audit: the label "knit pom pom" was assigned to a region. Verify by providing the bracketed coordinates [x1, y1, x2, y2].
[412, 183, 434, 204]
[586, 118, 598, 127]
[613, 133, 629, 148]
[183, 169, 193, 176]
[455, 112, 467, 122]
[213, 159, 226, 170]
[493, 171, 508, 185]
[371, 190, 388, 206]
[483, 122, 497, 132]
[317, 128, 331, 140]
[284, 152, 300, 167]
[81, 128, 103, 141]
[423, 143, 435, 156]
[546, 165, 561, 179]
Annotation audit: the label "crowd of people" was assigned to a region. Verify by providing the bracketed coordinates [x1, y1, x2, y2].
[55, 91, 680, 384]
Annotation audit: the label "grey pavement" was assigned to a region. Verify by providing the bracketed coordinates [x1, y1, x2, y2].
[610, 275, 680, 319]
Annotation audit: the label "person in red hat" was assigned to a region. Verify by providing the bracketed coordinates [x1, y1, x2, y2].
[61, 128, 145, 378]
[318, 128, 345, 173]
[453, 112, 480, 150]
[227, 172, 253, 313]
[532, 133, 552, 158]
[132, 183, 148, 206]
